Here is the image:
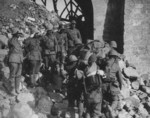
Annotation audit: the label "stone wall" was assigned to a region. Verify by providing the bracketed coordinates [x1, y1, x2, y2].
[124, 0, 150, 74]
[92, 0, 107, 41]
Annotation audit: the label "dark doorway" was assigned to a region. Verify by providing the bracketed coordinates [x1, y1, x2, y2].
[103, 0, 125, 54]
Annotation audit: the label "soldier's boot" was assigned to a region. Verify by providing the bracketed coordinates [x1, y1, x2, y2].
[10, 78, 17, 96]
[15, 76, 21, 94]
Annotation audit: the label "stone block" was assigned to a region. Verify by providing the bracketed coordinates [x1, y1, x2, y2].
[141, 85, 150, 94]
[17, 92, 35, 104]
[123, 67, 139, 79]
[7, 103, 34, 118]
[131, 81, 140, 90]
[120, 86, 130, 99]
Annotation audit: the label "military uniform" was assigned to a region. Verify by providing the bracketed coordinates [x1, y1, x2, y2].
[42, 34, 58, 69]
[102, 50, 123, 112]
[68, 28, 82, 45]
[83, 55, 102, 118]
[56, 30, 68, 64]
[8, 36, 23, 95]
[24, 36, 42, 86]
[66, 20, 82, 55]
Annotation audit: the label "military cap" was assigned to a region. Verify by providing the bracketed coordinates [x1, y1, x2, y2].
[69, 55, 78, 62]
[110, 41, 117, 48]
[71, 20, 76, 24]
[88, 54, 97, 62]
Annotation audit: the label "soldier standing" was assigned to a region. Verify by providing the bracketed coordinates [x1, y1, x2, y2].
[42, 29, 58, 70]
[24, 29, 42, 87]
[7, 28, 24, 95]
[84, 54, 102, 118]
[102, 50, 123, 117]
[56, 23, 68, 68]
[67, 20, 82, 55]
[65, 55, 79, 107]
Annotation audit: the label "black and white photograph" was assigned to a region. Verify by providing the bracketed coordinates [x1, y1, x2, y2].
[0, 0, 150, 118]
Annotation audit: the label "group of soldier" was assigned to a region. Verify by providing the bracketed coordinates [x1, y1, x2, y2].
[5, 19, 124, 118]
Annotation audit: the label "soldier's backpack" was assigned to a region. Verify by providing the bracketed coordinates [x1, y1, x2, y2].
[85, 74, 102, 92]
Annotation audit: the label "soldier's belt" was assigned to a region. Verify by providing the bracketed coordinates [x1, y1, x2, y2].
[102, 78, 116, 83]
[44, 50, 55, 54]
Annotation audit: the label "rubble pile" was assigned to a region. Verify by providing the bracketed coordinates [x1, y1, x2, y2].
[0, 0, 150, 118]
[0, 0, 63, 118]
[116, 59, 150, 118]
[0, 0, 59, 50]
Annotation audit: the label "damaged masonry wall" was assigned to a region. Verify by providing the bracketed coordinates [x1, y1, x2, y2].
[124, 0, 150, 75]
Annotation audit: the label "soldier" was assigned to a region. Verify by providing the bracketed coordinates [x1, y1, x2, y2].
[42, 29, 58, 70]
[7, 27, 24, 95]
[84, 54, 102, 118]
[67, 20, 82, 55]
[109, 41, 117, 51]
[65, 55, 79, 107]
[109, 41, 123, 61]
[56, 23, 68, 68]
[24, 29, 42, 87]
[102, 49, 123, 117]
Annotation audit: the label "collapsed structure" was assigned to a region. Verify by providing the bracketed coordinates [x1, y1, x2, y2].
[0, 0, 150, 118]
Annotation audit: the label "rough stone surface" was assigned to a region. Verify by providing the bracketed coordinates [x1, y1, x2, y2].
[17, 92, 35, 104]
[131, 81, 140, 90]
[124, 67, 139, 78]
[92, 0, 107, 40]
[124, 0, 150, 74]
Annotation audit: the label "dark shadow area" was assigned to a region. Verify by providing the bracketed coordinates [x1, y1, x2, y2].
[75, 0, 94, 43]
[103, 0, 125, 54]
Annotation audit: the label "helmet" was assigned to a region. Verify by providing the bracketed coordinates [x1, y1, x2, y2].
[109, 50, 120, 57]
[110, 41, 117, 48]
[69, 55, 78, 62]
[71, 20, 76, 24]
[88, 54, 97, 62]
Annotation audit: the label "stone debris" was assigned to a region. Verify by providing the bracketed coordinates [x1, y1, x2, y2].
[110, 58, 150, 118]
[17, 92, 35, 103]
[0, 0, 149, 118]
[123, 67, 139, 79]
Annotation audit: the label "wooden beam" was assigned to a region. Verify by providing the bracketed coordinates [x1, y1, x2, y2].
[60, 18, 70, 22]
[70, 0, 73, 17]
[41, 0, 47, 6]
[72, 2, 82, 12]
[60, 1, 70, 17]
[53, 0, 58, 13]
[64, 0, 70, 14]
